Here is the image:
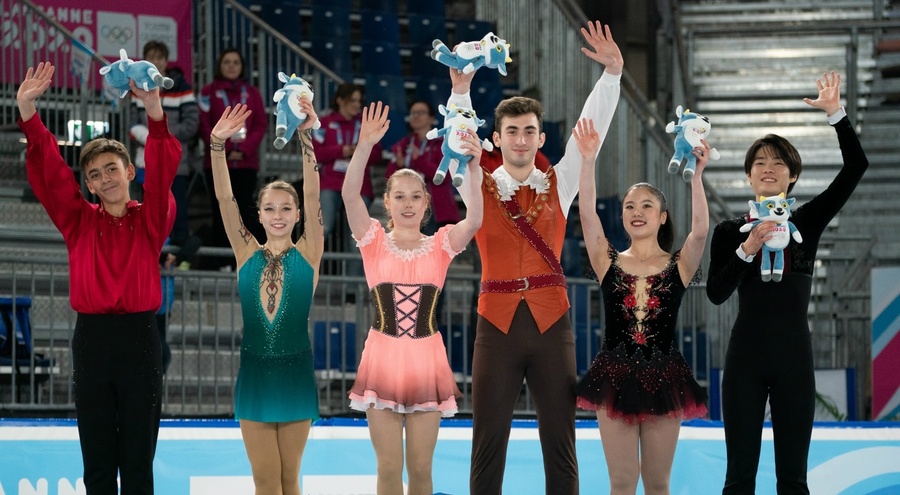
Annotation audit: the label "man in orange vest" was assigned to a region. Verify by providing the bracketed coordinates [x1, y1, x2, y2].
[448, 22, 624, 494]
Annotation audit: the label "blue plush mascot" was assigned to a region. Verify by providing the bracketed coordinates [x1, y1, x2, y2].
[99, 49, 173, 98]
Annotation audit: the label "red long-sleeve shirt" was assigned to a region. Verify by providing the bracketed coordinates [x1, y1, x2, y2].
[22, 114, 179, 314]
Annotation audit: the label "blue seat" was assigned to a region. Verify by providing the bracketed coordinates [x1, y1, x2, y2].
[596, 196, 629, 252]
[541, 120, 563, 165]
[365, 0, 399, 11]
[307, 36, 353, 80]
[452, 19, 494, 45]
[313, 321, 356, 371]
[306, 6, 351, 40]
[406, 13, 447, 48]
[0, 297, 53, 368]
[359, 9, 401, 44]
[381, 109, 408, 149]
[308, 0, 351, 10]
[414, 77, 452, 111]
[360, 40, 402, 76]
[470, 78, 503, 123]
[364, 74, 408, 110]
[440, 325, 470, 374]
[407, 0, 445, 16]
[258, 1, 303, 41]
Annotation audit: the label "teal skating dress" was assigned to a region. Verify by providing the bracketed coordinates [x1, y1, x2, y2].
[234, 248, 319, 422]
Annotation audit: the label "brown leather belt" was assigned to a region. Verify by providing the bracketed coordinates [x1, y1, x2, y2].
[480, 273, 568, 293]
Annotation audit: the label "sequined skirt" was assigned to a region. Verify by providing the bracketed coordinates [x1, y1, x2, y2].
[575, 343, 708, 424]
[349, 329, 461, 417]
[235, 348, 319, 423]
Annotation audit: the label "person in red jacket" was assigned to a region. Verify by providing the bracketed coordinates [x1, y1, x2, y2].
[198, 48, 268, 257]
[18, 62, 180, 494]
[314, 83, 382, 276]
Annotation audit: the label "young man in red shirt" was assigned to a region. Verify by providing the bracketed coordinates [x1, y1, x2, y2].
[18, 62, 180, 494]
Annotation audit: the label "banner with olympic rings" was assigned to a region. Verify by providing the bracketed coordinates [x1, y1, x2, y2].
[2, 1, 192, 90]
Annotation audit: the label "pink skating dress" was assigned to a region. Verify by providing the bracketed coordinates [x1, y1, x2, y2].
[349, 219, 463, 417]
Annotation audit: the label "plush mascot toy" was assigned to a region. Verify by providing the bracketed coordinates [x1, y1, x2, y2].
[99, 49, 174, 98]
[273, 72, 320, 149]
[739, 193, 803, 282]
[426, 104, 494, 187]
[431, 32, 512, 76]
[665, 105, 720, 182]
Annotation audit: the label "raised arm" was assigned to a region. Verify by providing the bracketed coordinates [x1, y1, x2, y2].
[294, 99, 324, 276]
[556, 22, 623, 210]
[676, 139, 711, 286]
[447, 129, 484, 251]
[209, 104, 257, 264]
[16, 62, 54, 122]
[572, 118, 610, 280]
[342, 102, 390, 240]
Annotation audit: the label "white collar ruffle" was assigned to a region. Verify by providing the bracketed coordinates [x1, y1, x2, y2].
[491, 166, 550, 201]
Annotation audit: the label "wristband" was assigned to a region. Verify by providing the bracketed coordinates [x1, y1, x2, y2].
[210, 141, 225, 152]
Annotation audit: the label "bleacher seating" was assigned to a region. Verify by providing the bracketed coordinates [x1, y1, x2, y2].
[451, 19, 494, 45]
[359, 10, 401, 44]
[407, 0, 445, 17]
[360, 40, 402, 76]
[0, 297, 54, 368]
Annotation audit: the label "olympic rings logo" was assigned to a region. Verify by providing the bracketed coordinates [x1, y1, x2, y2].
[100, 25, 133, 44]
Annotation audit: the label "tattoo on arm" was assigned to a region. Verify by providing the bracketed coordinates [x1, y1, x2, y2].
[300, 129, 318, 171]
[317, 206, 324, 226]
[232, 198, 253, 245]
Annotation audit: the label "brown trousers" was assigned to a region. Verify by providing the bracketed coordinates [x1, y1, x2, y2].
[470, 300, 578, 494]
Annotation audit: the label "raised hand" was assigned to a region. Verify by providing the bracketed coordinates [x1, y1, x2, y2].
[17, 63, 55, 121]
[572, 118, 601, 159]
[211, 104, 252, 142]
[580, 22, 623, 75]
[449, 51, 476, 93]
[359, 101, 390, 147]
[692, 138, 713, 177]
[296, 98, 319, 132]
[129, 79, 163, 121]
[459, 129, 484, 168]
[802, 71, 841, 116]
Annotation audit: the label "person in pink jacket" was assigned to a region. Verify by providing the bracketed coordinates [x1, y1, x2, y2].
[313, 83, 382, 276]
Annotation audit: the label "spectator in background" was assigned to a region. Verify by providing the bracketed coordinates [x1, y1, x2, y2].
[314, 83, 382, 276]
[131, 41, 199, 252]
[386, 100, 460, 235]
[198, 48, 268, 265]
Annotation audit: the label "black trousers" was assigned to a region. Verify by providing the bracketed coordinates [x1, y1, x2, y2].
[721, 328, 815, 495]
[73, 311, 162, 495]
[470, 300, 579, 494]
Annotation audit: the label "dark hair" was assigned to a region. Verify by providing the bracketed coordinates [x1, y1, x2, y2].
[743, 134, 802, 193]
[214, 48, 245, 80]
[495, 96, 543, 131]
[384, 169, 432, 230]
[79, 138, 131, 172]
[331, 83, 363, 112]
[142, 40, 169, 60]
[624, 182, 675, 252]
[409, 100, 435, 116]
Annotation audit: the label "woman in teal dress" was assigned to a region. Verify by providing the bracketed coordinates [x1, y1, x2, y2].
[210, 102, 323, 494]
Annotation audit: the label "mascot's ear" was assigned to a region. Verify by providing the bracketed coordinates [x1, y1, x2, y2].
[278, 72, 288, 83]
[676, 105, 684, 118]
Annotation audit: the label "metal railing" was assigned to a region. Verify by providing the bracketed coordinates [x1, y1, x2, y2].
[0, 253, 728, 417]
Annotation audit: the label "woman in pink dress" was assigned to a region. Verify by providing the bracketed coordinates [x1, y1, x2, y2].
[341, 101, 483, 495]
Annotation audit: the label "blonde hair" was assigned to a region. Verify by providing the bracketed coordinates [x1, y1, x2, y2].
[384, 169, 432, 230]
